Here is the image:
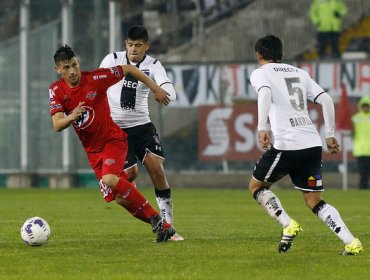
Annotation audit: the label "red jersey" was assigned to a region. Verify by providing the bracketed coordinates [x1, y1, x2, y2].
[49, 66, 127, 153]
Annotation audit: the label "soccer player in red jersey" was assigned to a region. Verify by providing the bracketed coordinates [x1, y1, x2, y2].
[49, 45, 175, 242]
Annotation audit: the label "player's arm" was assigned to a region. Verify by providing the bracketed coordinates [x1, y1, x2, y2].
[153, 61, 176, 102]
[257, 87, 272, 150]
[121, 65, 171, 106]
[51, 102, 85, 132]
[315, 92, 340, 154]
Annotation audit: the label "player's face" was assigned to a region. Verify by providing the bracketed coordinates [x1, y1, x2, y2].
[125, 39, 150, 63]
[55, 57, 81, 87]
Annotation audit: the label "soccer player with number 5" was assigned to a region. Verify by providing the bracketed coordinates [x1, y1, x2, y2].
[248, 35, 363, 255]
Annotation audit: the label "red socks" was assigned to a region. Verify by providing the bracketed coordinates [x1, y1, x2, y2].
[113, 177, 158, 223]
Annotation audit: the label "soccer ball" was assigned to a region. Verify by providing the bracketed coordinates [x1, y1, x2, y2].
[20, 217, 51, 246]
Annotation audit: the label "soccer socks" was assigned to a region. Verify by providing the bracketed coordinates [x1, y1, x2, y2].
[155, 188, 173, 225]
[312, 200, 355, 244]
[253, 188, 292, 228]
[114, 177, 158, 223]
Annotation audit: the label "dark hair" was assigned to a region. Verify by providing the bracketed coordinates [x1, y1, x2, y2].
[127, 25, 149, 42]
[54, 44, 77, 65]
[255, 35, 283, 62]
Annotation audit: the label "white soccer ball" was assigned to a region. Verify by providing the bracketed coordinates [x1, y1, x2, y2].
[20, 217, 51, 246]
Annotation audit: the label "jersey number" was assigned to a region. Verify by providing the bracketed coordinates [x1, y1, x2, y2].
[284, 77, 304, 111]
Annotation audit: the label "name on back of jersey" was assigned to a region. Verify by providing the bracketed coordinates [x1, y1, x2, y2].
[273, 67, 298, 73]
[289, 116, 313, 127]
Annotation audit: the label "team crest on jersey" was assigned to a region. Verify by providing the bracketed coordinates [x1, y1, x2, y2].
[72, 106, 95, 130]
[142, 69, 150, 76]
[110, 66, 120, 77]
[86, 91, 97, 100]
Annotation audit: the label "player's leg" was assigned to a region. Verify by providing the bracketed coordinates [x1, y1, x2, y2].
[304, 191, 363, 255]
[249, 178, 292, 228]
[250, 148, 293, 228]
[100, 139, 175, 241]
[138, 123, 184, 241]
[249, 148, 302, 253]
[294, 146, 363, 255]
[101, 174, 175, 242]
[143, 152, 184, 241]
[143, 152, 173, 222]
[122, 129, 139, 186]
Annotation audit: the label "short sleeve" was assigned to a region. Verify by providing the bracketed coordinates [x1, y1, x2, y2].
[49, 85, 64, 116]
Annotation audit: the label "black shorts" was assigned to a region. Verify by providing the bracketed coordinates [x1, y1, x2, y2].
[252, 146, 324, 192]
[122, 122, 165, 170]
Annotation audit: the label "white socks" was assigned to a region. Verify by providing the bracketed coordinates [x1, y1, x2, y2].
[313, 201, 355, 244]
[254, 188, 291, 228]
[156, 196, 173, 225]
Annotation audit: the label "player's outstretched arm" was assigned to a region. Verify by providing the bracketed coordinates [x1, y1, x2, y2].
[51, 102, 85, 132]
[121, 65, 170, 105]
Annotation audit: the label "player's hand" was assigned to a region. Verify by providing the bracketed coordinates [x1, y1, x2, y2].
[258, 130, 272, 150]
[153, 88, 171, 106]
[69, 102, 85, 121]
[326, 137, 340, 154]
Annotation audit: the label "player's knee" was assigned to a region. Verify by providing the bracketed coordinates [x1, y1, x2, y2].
[303, 192, 322, 209]
[125, 167, 138, 182]
[249, 178, 261, 193]
[102, 174, 118, 188]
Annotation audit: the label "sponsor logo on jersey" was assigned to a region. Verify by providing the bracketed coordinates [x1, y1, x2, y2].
[122, 78, 138, 89]
[86, 91, 97, 100]
[273, 67, 298, 73]
[92, 75, 107, 80]
[72, 106, 95, 130]
[104, 158, 116, 166]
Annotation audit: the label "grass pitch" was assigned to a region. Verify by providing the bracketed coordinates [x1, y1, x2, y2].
[0, 187, 369, 280]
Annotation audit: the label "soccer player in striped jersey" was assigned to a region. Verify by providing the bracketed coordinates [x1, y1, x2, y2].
[100, 25, 183, 241]
[248, 35, 363, 255]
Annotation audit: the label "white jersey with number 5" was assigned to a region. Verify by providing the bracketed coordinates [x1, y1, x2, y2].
[250, 63, 325, 150]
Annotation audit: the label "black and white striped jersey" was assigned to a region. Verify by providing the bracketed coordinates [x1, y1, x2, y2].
[100, 51, 176, 128]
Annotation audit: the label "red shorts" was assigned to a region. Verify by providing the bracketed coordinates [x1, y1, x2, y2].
[87, 139, 127, 202]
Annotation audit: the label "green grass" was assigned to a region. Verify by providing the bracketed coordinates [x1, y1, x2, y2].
[0, 187, 369, 280]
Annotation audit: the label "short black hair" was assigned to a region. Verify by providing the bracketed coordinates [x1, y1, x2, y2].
[54, 44, 77, 65]
[127, 25, 149, 42]
[255, 35, 283, 62]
